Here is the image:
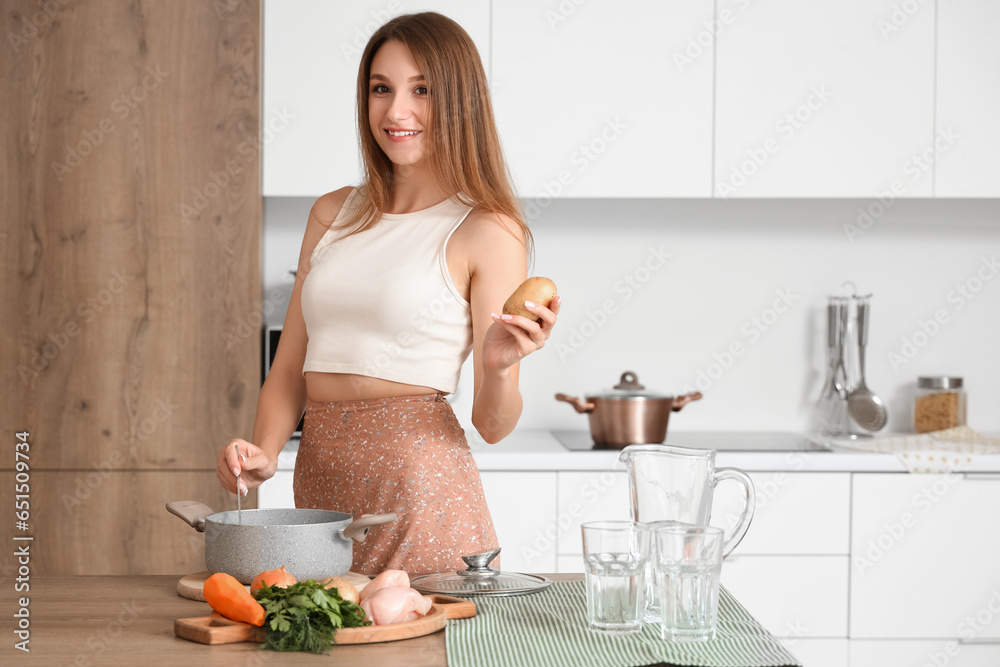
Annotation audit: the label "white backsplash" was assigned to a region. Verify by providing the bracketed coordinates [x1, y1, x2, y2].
[264, 197, 1000, 439]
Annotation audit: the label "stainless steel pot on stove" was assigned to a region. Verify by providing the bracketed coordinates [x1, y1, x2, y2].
[167, 500, 396, 584]
[556, 371, 702, 448]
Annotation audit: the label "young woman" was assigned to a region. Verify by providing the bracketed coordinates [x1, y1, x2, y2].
[215, 12, 559, 575]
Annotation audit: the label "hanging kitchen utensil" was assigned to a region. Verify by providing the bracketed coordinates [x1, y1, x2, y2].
[410, 548, 552, 597]
[556, 371, 702, 448]
[847, 295, 888, 433]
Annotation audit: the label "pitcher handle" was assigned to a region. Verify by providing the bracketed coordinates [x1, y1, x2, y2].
[713, 468, 756, 559]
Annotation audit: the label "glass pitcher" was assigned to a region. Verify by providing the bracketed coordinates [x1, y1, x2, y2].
[619, 444, 756, 623]
[618, 444, 756, 558]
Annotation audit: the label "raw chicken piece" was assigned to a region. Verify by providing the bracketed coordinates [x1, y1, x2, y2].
[360, 586, 432, 625]
[359, 568, 410, 602]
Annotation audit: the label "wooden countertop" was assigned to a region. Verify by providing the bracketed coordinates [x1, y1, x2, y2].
[3, 574, 579, 665]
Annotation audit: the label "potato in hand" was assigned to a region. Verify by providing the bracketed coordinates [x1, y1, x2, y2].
[502, 277, 557, 322]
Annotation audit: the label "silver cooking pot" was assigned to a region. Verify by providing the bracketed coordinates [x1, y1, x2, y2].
[556, 371, 702, 448]
[167, 500, 395, 584]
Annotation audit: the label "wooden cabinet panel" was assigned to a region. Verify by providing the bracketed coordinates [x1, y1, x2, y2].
[1, 0, 261, 470]
[0, 471, 248, 575]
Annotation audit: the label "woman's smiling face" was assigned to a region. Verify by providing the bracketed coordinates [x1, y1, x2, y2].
[368, 40, 430, 168]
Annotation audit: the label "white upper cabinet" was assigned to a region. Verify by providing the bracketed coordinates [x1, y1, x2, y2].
[491, 0, 714, 198]
[714, 0, 935, 197]
[262, 1, 491, 197]
[935, 0, 1000, 196]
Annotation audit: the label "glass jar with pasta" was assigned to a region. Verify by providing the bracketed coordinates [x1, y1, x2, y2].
[913, 376, 967, 433]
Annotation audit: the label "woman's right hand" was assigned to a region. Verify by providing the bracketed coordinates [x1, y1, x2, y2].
[216, 439, 277, 496]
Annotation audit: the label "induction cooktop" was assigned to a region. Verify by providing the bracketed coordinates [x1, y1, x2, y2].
[552, 430, 830, 452]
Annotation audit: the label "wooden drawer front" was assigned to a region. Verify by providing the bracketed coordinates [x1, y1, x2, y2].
[850, 640, 1000, 667]
[720, 555, 849, 638]
[711, 472, 851, 555]
[851, 474, 1000, 639]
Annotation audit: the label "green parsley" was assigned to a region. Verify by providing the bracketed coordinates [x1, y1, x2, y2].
[252, 580, 371, 653]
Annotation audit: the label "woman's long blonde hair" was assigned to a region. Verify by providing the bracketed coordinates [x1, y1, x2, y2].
[340, 12, 531, 257]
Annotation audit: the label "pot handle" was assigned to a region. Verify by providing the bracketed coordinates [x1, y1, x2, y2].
[166, 500, 215, 532]
[342, 513, 397, 544]
[670, 392, 703, 412]
[555, 393, 596, 414]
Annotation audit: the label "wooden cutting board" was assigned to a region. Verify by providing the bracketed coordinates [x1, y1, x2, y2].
[175, 605, 450, 646]
[177, 570, 371, 602]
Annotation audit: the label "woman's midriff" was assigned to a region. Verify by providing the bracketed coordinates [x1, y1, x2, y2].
[304, 371, 439, 402]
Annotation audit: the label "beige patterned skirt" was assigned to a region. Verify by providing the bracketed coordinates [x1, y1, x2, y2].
[293, 393, 499, 575]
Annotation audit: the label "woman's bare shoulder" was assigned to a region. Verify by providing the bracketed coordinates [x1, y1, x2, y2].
[309, 185, 356, 229]
[460, 207, 526, 246]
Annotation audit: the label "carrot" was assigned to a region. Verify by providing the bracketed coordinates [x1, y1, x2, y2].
[203, 573, 265, 627]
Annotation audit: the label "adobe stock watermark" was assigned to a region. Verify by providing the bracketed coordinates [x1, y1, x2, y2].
[179, 108, 294, 224]
[922, 589, 1000, 667]
[853, 471, 961, 575]
[680, 288, 799, 393]
[844, 126, 959, 243]
[673, 0, 757, 73]
[522, 116, 628, 223]
[7, 0, 70, 53]
[887, 254, 998, 370]
[878, 0, 930, 40]
[17, 269, 136, 384]
[51, 66, 169, 181]
[716, 85, 833, 197]
[522, 471, 619, 564]
[339, 1, 403, 61]
[545, 0, 592, 31]
[554, 244, 669, 361]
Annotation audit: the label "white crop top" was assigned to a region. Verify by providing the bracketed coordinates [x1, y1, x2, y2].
[300, 188, 474, 393]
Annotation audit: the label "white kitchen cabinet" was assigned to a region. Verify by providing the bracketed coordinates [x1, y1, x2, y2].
[851, 473, 1000, 639]
[935, 0, 1000, 196]
[711, 472, 851, 555]
[850, 639, 1000, 667]
[714, 0, 935, 197]
[721, 555, 849, 639]
[257, 469, 295, 509]
[782, 639, 848, 667]
[491, 0, 714, 198]
[480, 471, 558, 574]
[555, 470, 631, 556]
[263, 0, 491, 196]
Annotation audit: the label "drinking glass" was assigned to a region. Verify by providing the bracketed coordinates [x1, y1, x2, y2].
[652, 524, 724, 642]
[580, 520, 650, 635]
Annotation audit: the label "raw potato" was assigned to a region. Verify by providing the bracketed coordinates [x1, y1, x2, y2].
[502, 276, 557, 322]
[319, 576, 361, 605]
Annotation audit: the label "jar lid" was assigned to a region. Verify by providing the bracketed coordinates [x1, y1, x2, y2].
[918, 376, 964, 389]
[409, 548, 552, 597]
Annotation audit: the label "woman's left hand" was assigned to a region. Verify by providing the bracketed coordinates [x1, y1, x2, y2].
[483, 296, 561, 371]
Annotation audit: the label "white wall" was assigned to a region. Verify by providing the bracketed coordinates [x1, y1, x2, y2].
[263, 197, 1000, 440]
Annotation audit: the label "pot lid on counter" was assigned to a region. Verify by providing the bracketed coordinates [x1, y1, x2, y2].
[409, 548, 552, 597]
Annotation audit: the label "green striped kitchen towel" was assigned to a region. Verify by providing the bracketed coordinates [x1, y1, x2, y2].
[446, 581, 801, 667]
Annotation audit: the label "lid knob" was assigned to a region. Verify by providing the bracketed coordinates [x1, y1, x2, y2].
[614, 371, 645, 391]
[458, 548, 502, 578]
